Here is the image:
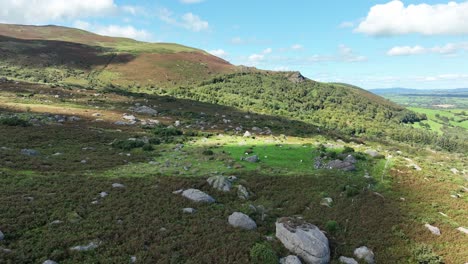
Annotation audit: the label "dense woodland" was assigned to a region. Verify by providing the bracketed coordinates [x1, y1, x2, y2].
[169, 73, 467, 152]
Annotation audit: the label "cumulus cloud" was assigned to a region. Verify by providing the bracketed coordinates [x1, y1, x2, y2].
[387, 42, 468, 56]
[209, 49, 228, 59]
[157, 8, 209, 32]
[338, 45, 367, 62]
[355, 0, 468, 36]
[0, 0, 117, 24]
[73, 21, 152, 41]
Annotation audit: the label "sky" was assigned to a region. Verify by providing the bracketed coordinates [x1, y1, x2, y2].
[1, 0, 468, 89]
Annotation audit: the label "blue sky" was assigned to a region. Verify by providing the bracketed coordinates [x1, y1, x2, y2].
[1, 0, 468, 89]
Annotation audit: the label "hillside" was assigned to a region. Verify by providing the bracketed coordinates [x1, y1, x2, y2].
[0, 23, 236, 88]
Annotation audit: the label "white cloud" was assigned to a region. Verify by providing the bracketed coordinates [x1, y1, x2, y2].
[338, 45, 367, 62]
[157, 8, 209, 32]
[355, 0, 468, 36]
[291, 44, 304, 50]
[180, 0, 205, 3]
[0, 0, 117, 24]
[209, 49, 228, 59]
[262, 48, 273, 54]
[387, 42, 468, 56]
[339, 21, 355, 29]
[73, 21, 151, 41]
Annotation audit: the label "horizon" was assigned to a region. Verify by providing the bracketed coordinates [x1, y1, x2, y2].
[1, 0, 468, 89]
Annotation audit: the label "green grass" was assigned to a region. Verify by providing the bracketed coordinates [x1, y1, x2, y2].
[410, 107, 468, 133]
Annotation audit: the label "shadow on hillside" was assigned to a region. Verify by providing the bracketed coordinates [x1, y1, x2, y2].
[0, 35, 135, 69]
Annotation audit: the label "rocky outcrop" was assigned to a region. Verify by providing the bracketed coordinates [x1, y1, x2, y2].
[207, 176, 232, 192]
[275, 217, 330, 264]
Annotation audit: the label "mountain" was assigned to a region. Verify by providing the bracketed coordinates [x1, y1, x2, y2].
[0, 23, 236, 88]
[370, 87, 468, 95]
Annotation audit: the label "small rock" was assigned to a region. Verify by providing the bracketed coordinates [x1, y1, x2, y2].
[21, 149, 39, 156]
[175, 120, 181, 127]
[326, 160, 355, 171]
[43, 260, 58, 264]
[237, 185, 250, 200]
[70, 241, 100, 251]
[365, 149, 380, 158]
[424, 224, 441, 236]
[0, 247, 12, 254]
[339, 256, 358, 264]
[99, 192, 108, 198]
[131, 106, 158, 115]
[182, 208, 197, 214]
[457, 227, 468, 234]
[244, 155, 259, 163]
[320, 197, 333, 207]
[181, 189, 216, 203]
[50, 220, 63, 225]
[130, 256, 137, 263]
[243, 131, 252, 137]
[280, 255, 302, 264]
[123, 114, 136, 121]
[228, 212, 257, 230]
[344, 155, 357, 164]
[207, 175, 232, 192]
[112, 183, 125, 188]
[450, 168, 459, 174]
[173, 189, 184, 195]
[92, 113, 101, 117]
[354, 246, 375, 264]
[0, 230, 4, 241]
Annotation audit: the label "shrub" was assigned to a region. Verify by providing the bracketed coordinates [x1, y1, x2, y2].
[325, 220, 338, 233]
[0, 116, 31, 127]
[142, 144, 154, 151]
[153, 126, 183, 137]
[202, 149, 214, 156]
[149, 138, 161, 145]
[342, 146, 355, 153]
[250, 243, 277, 264]
[344, 185, 360, 197]
[112, 140, 145, 151]
[412, 244, 443, 264]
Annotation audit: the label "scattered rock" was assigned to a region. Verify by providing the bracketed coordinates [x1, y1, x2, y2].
[131, 106, 158, 115]
[320, 197, 333, 207]
[424, 224, 441, 236]
[450, 168, 459, 174]
[354, 246, 375, 264]
[43, 260, 58, 264]
[0, 230, 4, 241]
[339, 256, 358, 264]
[21, 149, 39, 156]
[365, 149, 380, 158]
[50, 220, 63, 225]
[344, 155, 357, 164]
[70, 241, 100, 251]
[175, 120, 181, 127]
[112, 183, 125, 188]
[237, 185, 250, 200]
[280, 255, 302, 264]
[181, 189, 216, 203]
[173, 189, 184, 195]
[456, 227, 468, 234]
[228, 212, 257, 230]
[99, 192, 108, 198]
[130, 256, 137, 263]
[276, 217, 330, 264]
[325, 160, 355, 171]
[243, 155, 259, 163]
[243, 131, 252, 137]
[123, 114, 137, 121]
[207, 175, 232, 192]
[182, 208, 197, 214]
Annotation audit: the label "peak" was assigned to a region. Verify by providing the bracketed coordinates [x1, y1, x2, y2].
[286, 71, 307, 83]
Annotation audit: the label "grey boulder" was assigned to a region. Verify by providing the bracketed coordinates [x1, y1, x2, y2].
[21, 149, 39, 156]
[244, 155, 259, 163]
[228, 212, 257, 230]
[339, 256, 358, 264]
[276, 217, 330, 264]
[280, 255, 302, 264]
[354, 246, 375, 264]
[207, 175, 232, 192]
[326, 160, 355, 171]
[182, 189, 215, 203]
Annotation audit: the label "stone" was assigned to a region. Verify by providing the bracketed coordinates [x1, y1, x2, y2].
[456, 227, 468, 234]
[365, 149, 380, 158]
[320, 197, 333, 207]
[237, 185, 250, 200]
[131, 106, 158, 115]
[354, 246, 375, 264]
[207, 175, 232, 192]
[326, 160, 355, 171]
[424, 224, 441, 236]
[130, 256, 137, 263]
[244, 155, 259, 163]
[21, 149, 39, 156]
[450, 168, 459, 174]
[280, 255, 302, 264]
[112, 183, 125, 188]
[275, 217, 330, 264]
[70, 241, 100, 251]
[175, 120, 181, 127]
[99, 192, 108, 198]
[243, 131, 252, 137]
[182, 208, 197, 214]
[344, 155, 357, 164]
[43, 260, 58, 264]
[228, 212, 257, 230]
[173, 189, 184, 195]
[0, 230, 4, 241]
[123, 114, 136, 121]
[339, 256, 358, 264]
[182, 189, 215, 203]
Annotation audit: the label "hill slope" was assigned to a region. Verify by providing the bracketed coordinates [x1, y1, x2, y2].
[0, 23, 236, 87]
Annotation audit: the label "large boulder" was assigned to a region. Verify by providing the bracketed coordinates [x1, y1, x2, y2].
[354, 246, 375, 264]
[228, 212, 257, 230]
[275, 217, 330, 264]
[244, 155, 260, 163]
[280, 255, 302, 264]
[131, 106, 158, 115]
[181, 189, 215, 203]
[326, 160, 355, 171]
[207, 176, 232, 192]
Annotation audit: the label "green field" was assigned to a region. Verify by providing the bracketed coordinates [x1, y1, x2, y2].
[410, 107, 468, 133]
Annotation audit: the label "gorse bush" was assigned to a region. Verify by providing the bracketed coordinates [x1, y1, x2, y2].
[412, 244, 443, 264]
[249, 242, 277, 264]
[112, 139, 145, 151]
[0, 116, 31, 127]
